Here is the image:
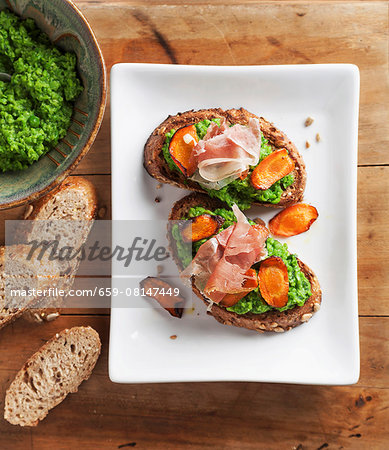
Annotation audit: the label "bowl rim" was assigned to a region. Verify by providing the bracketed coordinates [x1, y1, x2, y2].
[1, 0, 108, 211]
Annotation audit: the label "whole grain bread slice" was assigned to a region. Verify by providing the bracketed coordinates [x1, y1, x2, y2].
[26, 176, 97, 222]
[145, 108, 306, 208]
[168, 193, 321, 333]
[4, 326, 101, 426]
[0, 178, 98, 330]
[0, 245, 60, 330]
[23, 176, 98, 257]
[21, 176, 98, 318]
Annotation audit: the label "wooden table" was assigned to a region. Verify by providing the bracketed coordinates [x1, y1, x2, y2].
[1, 1, 389, 448]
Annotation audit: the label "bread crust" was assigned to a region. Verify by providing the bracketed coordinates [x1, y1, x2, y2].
[168, 193, 321, 333]
[145, 108, 306, 208]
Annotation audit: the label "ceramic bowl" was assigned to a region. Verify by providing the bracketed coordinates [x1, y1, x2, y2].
[0, 0, 107, 209]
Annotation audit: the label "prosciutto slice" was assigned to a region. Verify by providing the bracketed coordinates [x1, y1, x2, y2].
[190, 118, 262, 187]
[181, 205, 269, 303]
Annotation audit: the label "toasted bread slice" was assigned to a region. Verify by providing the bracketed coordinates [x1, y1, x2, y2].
[168, 193, 321, 333]
[145, 108, 306, 208]
[4, 326, 101, 427]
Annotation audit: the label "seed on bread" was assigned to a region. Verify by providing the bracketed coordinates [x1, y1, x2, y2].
[4, 326, 101, 427]
[301, 313, 313, 322]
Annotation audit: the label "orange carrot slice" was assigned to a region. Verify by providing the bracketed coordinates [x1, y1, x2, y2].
[251, 149, 295, 190]
[258, 257, 289, 308]
[220, 269, 258, 307]
[239, 169, 249, 180]
[169, 124, 199, 177]
[140, 277, 184, 318]
[269, 203, 318, 237]
[181, 214, 225, 243]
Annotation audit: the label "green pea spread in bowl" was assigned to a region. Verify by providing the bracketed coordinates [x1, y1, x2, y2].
[0, 9, 83, 172]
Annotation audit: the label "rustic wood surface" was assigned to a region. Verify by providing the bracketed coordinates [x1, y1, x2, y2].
[1, 1, 388, 448]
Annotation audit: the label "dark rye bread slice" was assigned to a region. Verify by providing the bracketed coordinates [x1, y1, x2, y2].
[4, 326, 101, 426]
[145, 108, 306, 208]
[168, 193, 322, 333]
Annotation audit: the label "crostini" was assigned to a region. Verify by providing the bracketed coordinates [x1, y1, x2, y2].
[168, 193, 321, 333]
[145, 108, 306, 210]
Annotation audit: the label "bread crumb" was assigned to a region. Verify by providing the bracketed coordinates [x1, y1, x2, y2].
[170, 335, 177, 340]
[305, 117, 314, 127]
[316, 133, 321, 142]
[157, 265, 163, 275]
[156, 183, 163, 189]
[98, 206, 107, 219]
[155, 197, 161, 203]
[305, 140, 310, 149]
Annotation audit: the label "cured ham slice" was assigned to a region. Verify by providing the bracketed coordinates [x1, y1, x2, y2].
[181, 205, 268, 303]
[190, 118, 262, 186]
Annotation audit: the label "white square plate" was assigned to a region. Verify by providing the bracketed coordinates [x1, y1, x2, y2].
[109, 64, 360, 385]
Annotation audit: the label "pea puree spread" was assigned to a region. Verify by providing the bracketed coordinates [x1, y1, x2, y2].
[0, 10, 83, 171]
[163, 119, 294, 209]
[173, 206, 311, 314]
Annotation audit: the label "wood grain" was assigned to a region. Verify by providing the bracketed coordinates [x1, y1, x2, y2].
[357, 166, 389, 316]
[72, 0, 389, 173]
[0, 315, 388, 449]
[0, 1, 388, 448]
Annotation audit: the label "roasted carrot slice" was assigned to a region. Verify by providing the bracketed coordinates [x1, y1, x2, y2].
[181, 214, 225, 243]
[239, 169, 249, 180]
[258, 257, 289, 308]
[269, 203, 318, 237]
[140, 277, 184, 318]
[219, 269, 258, 307]
[251, 149, 295, 190]
[169, 124, 199, 177]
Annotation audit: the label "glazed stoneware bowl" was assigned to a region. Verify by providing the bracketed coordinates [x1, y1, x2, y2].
[0, 0, 107, 209]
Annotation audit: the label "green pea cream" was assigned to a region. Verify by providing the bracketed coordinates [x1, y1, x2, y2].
[0, 10, 83, 171]
[173, 207, 312, 315]
[162, 119, 294, 210]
